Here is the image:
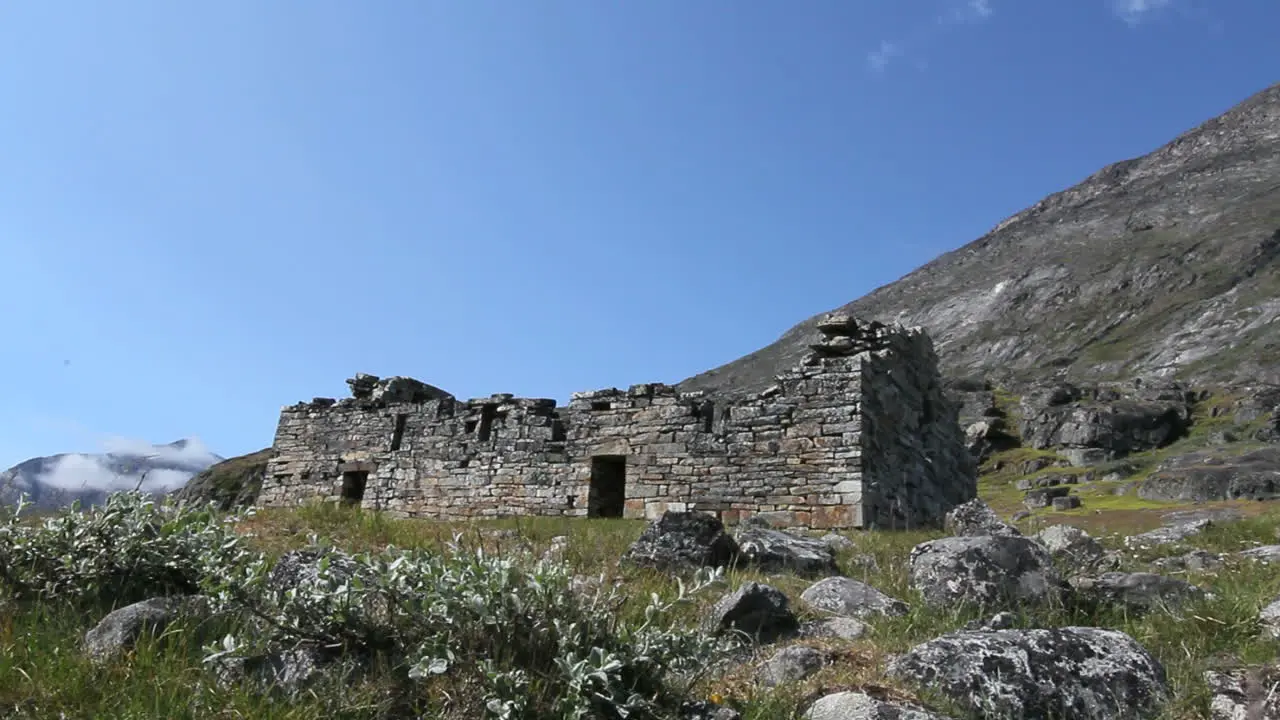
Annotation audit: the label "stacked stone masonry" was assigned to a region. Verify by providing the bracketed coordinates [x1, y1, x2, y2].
[258, 315, 977, 529]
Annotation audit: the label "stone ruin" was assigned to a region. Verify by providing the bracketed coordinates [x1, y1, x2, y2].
[258, 314, 977, 529]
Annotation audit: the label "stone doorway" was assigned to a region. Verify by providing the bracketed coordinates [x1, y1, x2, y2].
[588, 456, 626, 518]
[340, 471, 368, 504]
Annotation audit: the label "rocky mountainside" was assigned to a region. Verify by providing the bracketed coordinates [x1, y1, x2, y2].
[0, 439, 223, 511]
[680, 81, 1280, 398]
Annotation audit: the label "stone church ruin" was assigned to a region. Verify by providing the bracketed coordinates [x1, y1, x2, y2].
[259, 314, 977, 529]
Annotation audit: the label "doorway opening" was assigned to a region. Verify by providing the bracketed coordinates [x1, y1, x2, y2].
[340, 471, 368, 504]
[588, 456, 626, 518]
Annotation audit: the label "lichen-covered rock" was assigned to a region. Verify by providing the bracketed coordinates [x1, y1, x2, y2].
[1024, 486, 1071, 509]
[1070, 572, 1208, 613]
[804, 691, 956, 720]
[908, 535, 1066, 609]
[703, 582, 798, 643]
[1205, 665, 1280, 720]
[1034, 524, 1105, 569]
[799, 577, 908, 619]
[799, 616, 869, 641]
[266, 548, 366, 594]
[757, 645, 826, 687]
[622, 512, 739, 571]
[1124, 519, 1212, 549]
[735, 526, 838, 576]
[83, 595, 212, 661]
[944, 498, 1021, 537]
[212, 643, 335, 695]
[961, 610, 1018, 631]
[887, 627, 1168, 719]
[821, 533, 856, 552]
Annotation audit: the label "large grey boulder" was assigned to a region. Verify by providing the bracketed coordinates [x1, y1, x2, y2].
[622, 512, 739, 572]
[944, 498, 1021, 537]
[1017, 385, 1190, 465]
[887, 627, 1168, 719]
[757, 645, 826, 687]
[266, 548, 367, 594]
[1070, 572, 1208, 614]
[799, 616, 869, 641]
[735, 526, 838, 576]
[703, 582, 798, 643]
[83, 595, 212, 662]
[799, 577, 908, 619]
[1139, 447, 1280, 502]
[212, 643, 334, 695]
[908, 535, 1066, 609]
[804, 691, 955, 720]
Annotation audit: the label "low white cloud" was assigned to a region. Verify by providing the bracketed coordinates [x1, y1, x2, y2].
[34, 437, 220, 494]
[1112, 0, 1172, 25]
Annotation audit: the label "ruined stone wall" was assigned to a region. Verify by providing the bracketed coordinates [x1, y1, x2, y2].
[258, 316, 976, 529]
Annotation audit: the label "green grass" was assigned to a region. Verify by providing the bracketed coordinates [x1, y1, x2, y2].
[9, 494, 1280, 719]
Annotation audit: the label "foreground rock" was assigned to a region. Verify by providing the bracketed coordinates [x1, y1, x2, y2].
[799, 616, 869, 641]
[681, 701, 742, 720]
[944, 498, 1021, 537]
[1139, 447, 1280, 502]
[887, 627, 1168, 719]
[1205, 665, 1280, 720]
[1070, 572, 1208, 614]
[804, 691, 955, 720]
[1034, 524, 1106, 570]
[1151, 549, 1224, 573]
[83, 595, 212, 661]
[622, 512, 739, 571]
[909, 535, 1066, 609]
[703, 582, 798, 643]
[213, 643, 336, 695]
[735, 526, 838, 576]
[799, 577, 908, 619]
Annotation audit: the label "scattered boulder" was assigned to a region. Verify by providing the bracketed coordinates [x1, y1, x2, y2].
[799, 616, 869, 641]
[703, 582, 798, 643]
[757, 645, 827, 687]
[1024, 486, 1072, 509]
[1035, 525, 1106, 569]
[622, 512, 739, 572]
[541, 535, 570, 562]
[1161, 507, 1244, 526]
[735, 526, 838, 576]
[1260, 597, 1280, 639]
[908, 535, 1066, 609]
[1070, 572, 1208, 613]
[799, 577, 908, 619]
[83, 595, 212, 662]
[886, 627, 1168, 719]
[944, 498, 1021, 537]
[1205, 665, 1280, 720]
[1151, 549, 1224, 573]
[804, 691, 956, 720]
[266, 549, 367, 594]
[1138, 447, 1280, 502]
[1125, 519, 1212, 549]
[1016, 472, 1087, 491]
[1052, 495, 1082, 511]
[965, 418, 1019, 463]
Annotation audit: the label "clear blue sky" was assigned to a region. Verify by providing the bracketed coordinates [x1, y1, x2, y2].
[1, 1, 1277, 468]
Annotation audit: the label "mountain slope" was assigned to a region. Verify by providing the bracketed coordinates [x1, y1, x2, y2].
[0, 439, 223, 511]
[680, 82, 1280, 397]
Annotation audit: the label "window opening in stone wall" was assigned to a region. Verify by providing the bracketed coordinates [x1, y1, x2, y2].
[340, 471, 368, 504]
[551, 419, 567, 442]
[588, 456, 626, 518]
[591, 400, 611, 411]
[464, 420, 478, 434]
[698, 401, 715, 433]
[477, 403, 497, 441]
[390, 414, 408, 451]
